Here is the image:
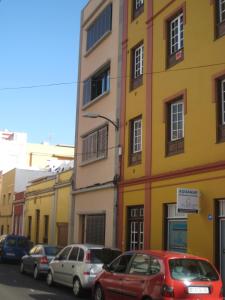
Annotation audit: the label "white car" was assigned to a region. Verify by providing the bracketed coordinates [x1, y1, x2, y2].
[46, 244, 121, 297]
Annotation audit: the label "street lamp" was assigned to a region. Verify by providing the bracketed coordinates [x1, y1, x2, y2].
[82, 112, 119, 130]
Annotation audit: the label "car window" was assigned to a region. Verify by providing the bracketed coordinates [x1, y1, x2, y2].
[44, 246, 61, 256]
[69, 247, 79, 261]
[17, 238, 29, 248]
[35, 246, 43, 255]
[169, 259, 219, 281]
[90, 249, 121, 264]
[109, 253, 133, 273]
[78, 248, 84, 261]
[58, 247, 72, 260]
[129, 254, 151, 275]
[5, 237, 17, 247]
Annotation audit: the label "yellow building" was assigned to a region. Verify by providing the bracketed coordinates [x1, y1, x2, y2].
[118, 0, 225, 284]
[24, 169, 73, 246]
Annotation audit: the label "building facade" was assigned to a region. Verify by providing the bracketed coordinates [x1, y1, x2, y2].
[0, 169, 53, 235]
[72, 0, 122, 247]
[118, 0, 225, 285]
[25, 169, 73, 246]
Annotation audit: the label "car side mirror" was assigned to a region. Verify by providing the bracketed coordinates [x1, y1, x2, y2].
[102, 264, 110, 272]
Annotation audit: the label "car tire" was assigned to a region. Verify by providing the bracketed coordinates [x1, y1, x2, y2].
[33, 266, 39, 280]
[20, 262, 25, 274]
[94, 284, 104, 300]
[73, 277, 82, 297]
[46, 271, 54, 286]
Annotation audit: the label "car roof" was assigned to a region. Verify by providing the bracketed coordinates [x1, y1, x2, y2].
[64, 244, 120, 251]
[124, 250, 209, 261]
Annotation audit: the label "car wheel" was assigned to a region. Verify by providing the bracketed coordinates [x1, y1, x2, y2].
[94, 284, 104, 300]
[33, 266, 39, 280]
[73, 278, 82, 297]
[20, 262, 25, 274]
[46, 271, 54, 286]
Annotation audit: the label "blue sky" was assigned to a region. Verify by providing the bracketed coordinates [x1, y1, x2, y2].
[0, 0, 88, 145]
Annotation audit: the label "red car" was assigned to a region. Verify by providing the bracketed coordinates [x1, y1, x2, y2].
[93, 250, 223, 300]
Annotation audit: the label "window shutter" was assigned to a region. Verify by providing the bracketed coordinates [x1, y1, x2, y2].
[98, 126, 108, 158]
[85, 214, 105, 245]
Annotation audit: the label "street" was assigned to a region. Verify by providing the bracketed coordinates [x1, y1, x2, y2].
[0, 262, 91, 300]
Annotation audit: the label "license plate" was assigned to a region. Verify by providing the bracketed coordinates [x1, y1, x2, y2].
[188, 286, 209, 294]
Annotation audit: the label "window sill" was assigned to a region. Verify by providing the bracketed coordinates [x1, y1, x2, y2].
[85, 30, 112, 58]
[130, 75, 143, 91]
[216, 21, 225, 39]
[167, 49, 184, 69]
[82, 90, 110, 110]
[80, 155, 107, 167]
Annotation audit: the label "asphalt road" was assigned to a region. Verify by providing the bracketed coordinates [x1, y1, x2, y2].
[0, 262, 91, 300]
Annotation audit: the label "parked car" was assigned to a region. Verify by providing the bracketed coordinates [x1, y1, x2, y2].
[0, 234, 32, 262]
[93, 250, 223, 300]
[20, 244, 62, 279]
[46, 244, 121, 297]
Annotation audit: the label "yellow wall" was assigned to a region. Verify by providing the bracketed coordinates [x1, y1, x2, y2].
[25, 169, 72, 245]
[0, 169, 15, 233]
[123, 1, 147, 180]
[152, 0, 225, 174]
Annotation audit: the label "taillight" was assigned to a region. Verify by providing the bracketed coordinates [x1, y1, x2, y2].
[40, 256, 48, 264]
[85, 251, 91, 263]
[162, 284, 174, 297]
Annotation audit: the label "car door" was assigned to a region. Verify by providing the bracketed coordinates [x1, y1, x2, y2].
[62, 246, 79, 286]
[121, 254, 164, 300]
[52, 246, 72, 284]
[101, 253, 133, 300]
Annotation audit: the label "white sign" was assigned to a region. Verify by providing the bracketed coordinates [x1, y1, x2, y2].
[177, 188, 200, 213]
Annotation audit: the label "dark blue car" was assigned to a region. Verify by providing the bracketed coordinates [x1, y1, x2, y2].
[0, 235, 32, 262]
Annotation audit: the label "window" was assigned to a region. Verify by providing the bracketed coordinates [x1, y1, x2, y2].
[217, 77, 225, 142]
[43, 215, 49, 244]
[59, 246, 72, 260]
[109, 253, 133, 273]
[133, 0, 144, 19]
[127, 206, 144, 250]
[129, 116, 142, 165]
[165, 204, 187, 253]
[69, 247, 79, 261]
[3, 194, 6, 205]
[86, 3, 112, 51]
[28, 216, 32, 239]
[131, 42, 144, 90]
[84, 214, 105, 245]
[82, 126, 108, 163]
[166, 11, 184, 68]
[166, 99, 184, 156]
[8, 193, 11, 203]
[215, 0, 225, 38]
[83, 64, 110, 106]
[78, 248, 84, 261]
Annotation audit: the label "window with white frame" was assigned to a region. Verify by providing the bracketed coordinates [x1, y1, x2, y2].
[129, 116, 142, 165]
[127, 206, 144, 250]
[82, 126, 108, 163]
[222, 79, 225, 124]
[170, 101, 184, 141]
[135, 0, 144, 10]
[170, 13, 184, 55]
[217, 77, 225, 142]
[133, 119, 142, 153]
[134, 44, 144, 79]
[219, 0, 225, 23]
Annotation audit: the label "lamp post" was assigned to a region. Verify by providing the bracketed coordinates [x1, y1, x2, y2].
[82, 112, 119, 130]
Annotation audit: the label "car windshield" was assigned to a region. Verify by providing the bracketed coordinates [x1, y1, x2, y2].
[44, 246, 61, 256]
[90, 249, 121, 264]
[169, 258, 219, 281]
[6, 237, 17, 247]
